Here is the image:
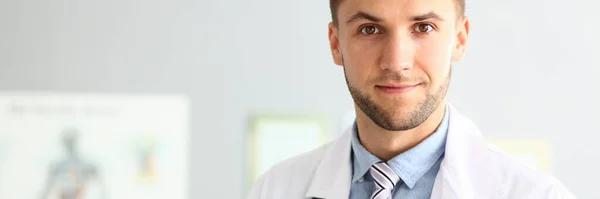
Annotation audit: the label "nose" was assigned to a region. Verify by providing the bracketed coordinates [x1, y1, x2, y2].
[379, 33, 415, 72]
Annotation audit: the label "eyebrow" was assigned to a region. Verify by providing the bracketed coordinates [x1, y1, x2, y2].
[411, 11, 444, 21]
[345, 11, 382, 25]
[345, 11, 444, 25]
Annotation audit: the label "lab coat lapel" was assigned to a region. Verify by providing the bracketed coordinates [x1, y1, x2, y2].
[305, 128, 353, 199]
[430, 105, 499, 199]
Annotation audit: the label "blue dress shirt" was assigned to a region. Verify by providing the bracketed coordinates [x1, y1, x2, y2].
[349, 108, 449, 199]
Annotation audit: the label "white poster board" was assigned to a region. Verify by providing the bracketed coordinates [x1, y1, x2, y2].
[0, 93, 189, 199]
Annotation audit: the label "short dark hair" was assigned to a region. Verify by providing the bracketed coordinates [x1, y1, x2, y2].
[329, 0, 465, 26]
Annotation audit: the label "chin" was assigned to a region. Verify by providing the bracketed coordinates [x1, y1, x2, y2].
[387, 108, 416, 119]
[378, 99, 421, 111]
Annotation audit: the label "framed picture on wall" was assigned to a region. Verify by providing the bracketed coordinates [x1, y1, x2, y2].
[0, 93, 189, 199]
[246, 114, 331, 189]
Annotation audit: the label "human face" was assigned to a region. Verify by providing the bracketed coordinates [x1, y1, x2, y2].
[328, 0, 469, 131]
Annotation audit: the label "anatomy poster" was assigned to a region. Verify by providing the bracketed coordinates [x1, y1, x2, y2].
[0, 93, 189, 199]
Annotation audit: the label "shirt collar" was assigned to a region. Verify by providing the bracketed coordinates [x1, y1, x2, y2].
[351, 106, 449, 189]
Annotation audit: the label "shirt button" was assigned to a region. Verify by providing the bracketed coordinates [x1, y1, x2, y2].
[358, 177, 364, 182]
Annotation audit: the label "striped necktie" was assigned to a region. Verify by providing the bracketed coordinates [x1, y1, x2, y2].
[369, 162, 401, 199]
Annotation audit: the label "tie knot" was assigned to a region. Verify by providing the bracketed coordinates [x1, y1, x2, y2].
[369, 162, 400, 190]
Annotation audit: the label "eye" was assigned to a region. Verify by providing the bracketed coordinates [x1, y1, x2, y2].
[414, 23, 434, 33]
[360, 25, 381, 35]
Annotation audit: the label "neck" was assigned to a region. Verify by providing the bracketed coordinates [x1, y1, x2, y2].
[355, 102, 447, 161]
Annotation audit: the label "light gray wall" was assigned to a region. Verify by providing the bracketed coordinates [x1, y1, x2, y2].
[1, 0, 598, 198]
[0, 0, 227, 198]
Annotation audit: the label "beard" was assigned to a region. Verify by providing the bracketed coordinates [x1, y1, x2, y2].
[344, 67, 451, 131]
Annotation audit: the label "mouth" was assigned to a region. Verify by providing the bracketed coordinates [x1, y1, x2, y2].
[375, 83, 421, 95]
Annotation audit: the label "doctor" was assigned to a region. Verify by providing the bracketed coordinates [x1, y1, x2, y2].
[248, 0, 575, 198]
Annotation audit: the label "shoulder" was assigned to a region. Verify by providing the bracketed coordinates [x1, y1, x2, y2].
[247, 142, 332, 199]
[485, 143, 575, 198]
[447, 106, 574, 198]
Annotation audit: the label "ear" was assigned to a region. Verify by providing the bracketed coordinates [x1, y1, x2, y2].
[328, 22, 344, 66]
[451, 16, 470, 62]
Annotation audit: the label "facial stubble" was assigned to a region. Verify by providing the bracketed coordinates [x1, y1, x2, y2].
[344, 64, 451, 131]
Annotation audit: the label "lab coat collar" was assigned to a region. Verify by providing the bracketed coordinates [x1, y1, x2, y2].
[430, 105, 497, 199]
[305, 105, 495, 199]
[304, 124, 353, 199]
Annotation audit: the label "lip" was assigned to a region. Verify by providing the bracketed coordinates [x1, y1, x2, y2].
[375, 83, 420, 95]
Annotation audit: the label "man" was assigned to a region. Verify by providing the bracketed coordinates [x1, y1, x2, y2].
[247, 0, 575, 198]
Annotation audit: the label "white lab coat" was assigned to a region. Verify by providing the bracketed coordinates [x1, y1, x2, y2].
[247, 106, 576, 199]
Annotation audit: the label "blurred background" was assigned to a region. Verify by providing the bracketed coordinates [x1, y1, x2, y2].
[0, 0, 599, 198]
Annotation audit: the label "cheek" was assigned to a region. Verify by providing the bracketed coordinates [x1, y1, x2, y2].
[415, 36, 453, 85]
[343, 38, 382, 86]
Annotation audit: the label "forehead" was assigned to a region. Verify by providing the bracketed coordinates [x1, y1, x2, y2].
[337, 0, 457, 22]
